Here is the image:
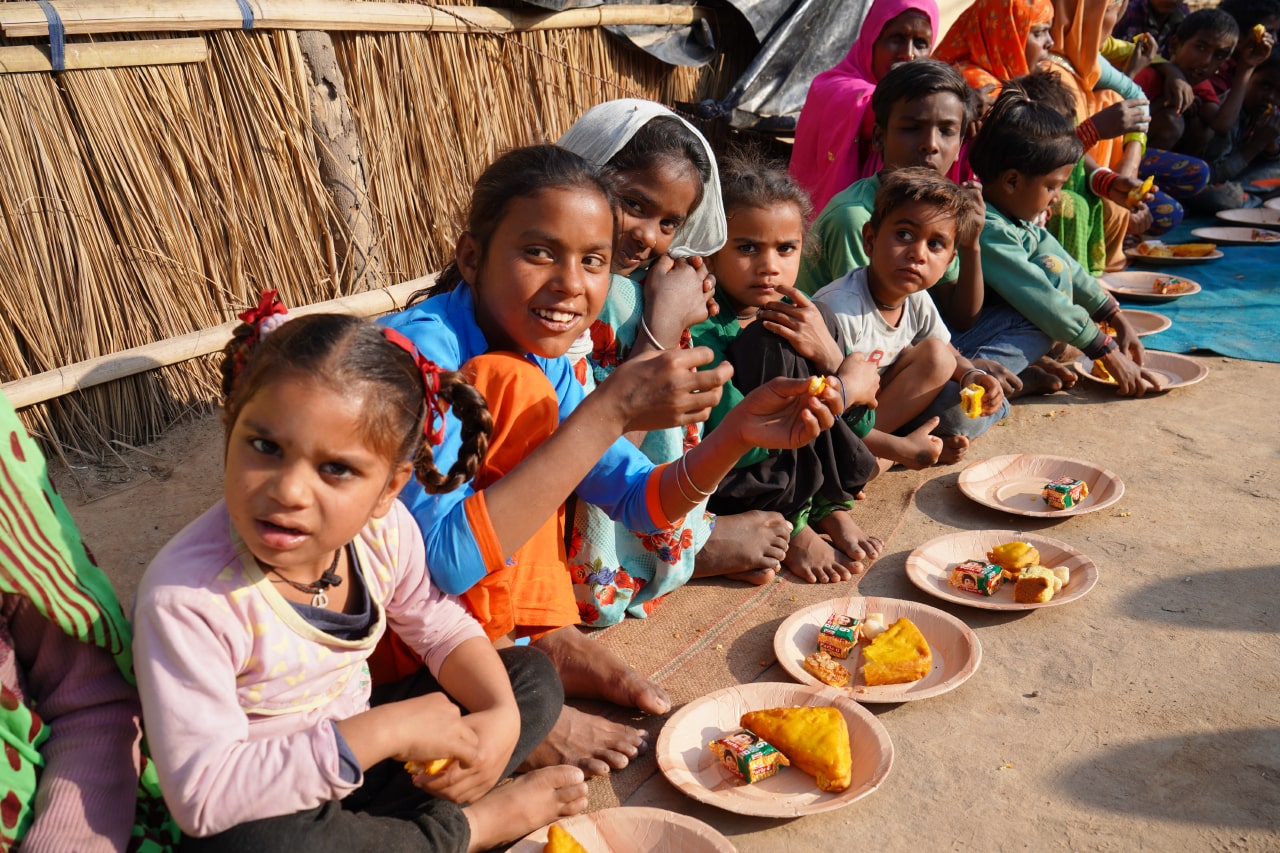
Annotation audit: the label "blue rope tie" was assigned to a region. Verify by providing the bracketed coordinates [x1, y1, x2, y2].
[235, 0, 255, 30]
[36, 0, 65, 71]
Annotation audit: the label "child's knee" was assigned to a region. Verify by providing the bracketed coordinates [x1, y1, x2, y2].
[916, 337, 957, 380]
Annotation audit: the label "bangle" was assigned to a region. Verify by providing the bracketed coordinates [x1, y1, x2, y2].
[1123, 130, 1148, 151]
[1090, 167, 1118, 199]
[639, 315, 665, 351]
[828, 374, 848, 412]
[1076, 118, 1101, 149]
[960, 367, 989, 386]
[677, 454, 715, 497]
[672, 461, 700, 503]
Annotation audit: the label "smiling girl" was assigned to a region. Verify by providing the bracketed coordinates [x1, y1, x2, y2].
[380, 144, 843, 777]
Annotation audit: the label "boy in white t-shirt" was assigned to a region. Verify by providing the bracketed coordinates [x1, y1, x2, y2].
[814, 168, 1008, 469]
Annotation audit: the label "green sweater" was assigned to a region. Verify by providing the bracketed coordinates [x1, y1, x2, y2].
[980, 206, 1111, 353]
[798, 174, 959, 295]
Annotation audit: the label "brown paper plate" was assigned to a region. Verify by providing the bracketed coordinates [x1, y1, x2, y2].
[1265, 195, 1280, 210]
[773, 595, 980, 702]
[1216, 207, 1280, 226]
[655, 682, 893, 817]
[905, 529, 1099, 611]
[1190, 225, 1280, 245]
[1100, 271, 1201, 303]
[508, 807, 737, 852]
[1071, 352, 1209, 391]
[1123, 246, 1222, 266]
[957, 454, 1125, 518]
[1101, 308, 1172, 336]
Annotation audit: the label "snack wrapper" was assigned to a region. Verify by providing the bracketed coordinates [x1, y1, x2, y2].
[709, 730, 790, 784]
[948, 559, 1004, 595]
[817, 613, 861, 659]
[1042, 476, 1089, 509]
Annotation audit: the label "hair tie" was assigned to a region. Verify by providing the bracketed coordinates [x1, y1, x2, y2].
[382, 328, 448, 446]
[229, 290, 289, 388]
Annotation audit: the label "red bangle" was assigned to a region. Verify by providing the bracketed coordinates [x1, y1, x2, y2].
[1077, 118, 1101, 149]
[1090, 167, 1118, 199]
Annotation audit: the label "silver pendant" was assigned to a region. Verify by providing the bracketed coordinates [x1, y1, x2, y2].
[312, 590, 329, 608]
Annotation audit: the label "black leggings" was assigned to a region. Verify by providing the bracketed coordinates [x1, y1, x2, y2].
[179, 645, 562, 853]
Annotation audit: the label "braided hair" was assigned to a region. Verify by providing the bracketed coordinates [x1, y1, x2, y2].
[221, 311, 491, 494]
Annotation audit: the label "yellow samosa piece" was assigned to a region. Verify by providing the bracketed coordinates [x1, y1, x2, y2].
[861, 617, 932, 686]
[739, 705, 852, 793]
[544, 823, 589, 853]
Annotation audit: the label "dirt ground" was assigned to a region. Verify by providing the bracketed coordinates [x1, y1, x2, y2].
[56, 354, 1280, 851]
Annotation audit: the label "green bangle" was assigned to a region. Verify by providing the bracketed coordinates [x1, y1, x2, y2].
[1123, 130, 1148, 151]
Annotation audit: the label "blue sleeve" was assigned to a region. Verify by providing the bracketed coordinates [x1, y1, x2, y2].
[541, 355, 662, 533]
[1096, 55, 1144, 100]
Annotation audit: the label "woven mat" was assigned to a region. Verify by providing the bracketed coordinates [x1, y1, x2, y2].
[579, 466, 930, 810]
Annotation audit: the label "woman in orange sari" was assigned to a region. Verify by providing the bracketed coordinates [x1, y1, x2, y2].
[933, 0, 1056, 102]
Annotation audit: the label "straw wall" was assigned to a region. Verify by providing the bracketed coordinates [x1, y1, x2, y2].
[0, 2, 743, 458]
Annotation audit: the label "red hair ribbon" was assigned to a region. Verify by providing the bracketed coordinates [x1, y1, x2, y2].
[382, 327, 448, 446]
[238, 289, 288, 331]
[230, 290, 289, 387]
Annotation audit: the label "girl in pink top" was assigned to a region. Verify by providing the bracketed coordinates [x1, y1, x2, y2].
[133, 302, 587, 852]
[790, 0, 942, 212]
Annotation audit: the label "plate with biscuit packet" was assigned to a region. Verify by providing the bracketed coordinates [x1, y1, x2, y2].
[958, 453, 1125, 518]
[1071, 352, 1209, 391]
[656, 682, 893, 817]
[905, 529, 1100, 611]
[773, 595, 980, 703]
[508, 807, 736, 852]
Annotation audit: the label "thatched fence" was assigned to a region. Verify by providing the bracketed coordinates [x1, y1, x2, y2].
[0, 1, 744, 460]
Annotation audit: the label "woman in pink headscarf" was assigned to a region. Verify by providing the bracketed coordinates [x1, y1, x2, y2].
[789, 0, 941, 213]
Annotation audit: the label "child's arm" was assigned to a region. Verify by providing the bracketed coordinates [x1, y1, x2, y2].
[799, 201, 873, 296]
[634, 256, 716, 353]
[950, 353, 1005, 417]
[756, 285, 846, 374]
[932, 184, 985, 331]
[1204, 36, 1275, 135]
[1153, 61, 1196, 114]
[14, 597, 142, 852]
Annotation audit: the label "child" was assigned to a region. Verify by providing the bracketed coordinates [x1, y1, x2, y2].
[557, 100, 791, 609]
[381, 145, 843, 776]
[812, 167, 1007, 470]
[692, 152, 883, 584]
[790, 0, 942, 212]
[0, 390, 176, 852]
[952, 89, 1163, 397]
[1115, 0, 1191, 53]
[1208, 0, 1280, 99]
[1200, 52, 1280, 203]
[133, 306, 589, 850]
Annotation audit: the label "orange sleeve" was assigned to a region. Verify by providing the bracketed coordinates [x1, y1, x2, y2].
[645, 461, 685, 531]
[462, 490, 504, 576]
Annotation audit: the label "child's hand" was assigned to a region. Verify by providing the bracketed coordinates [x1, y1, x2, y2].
[973, 358, 1022, 396]
[1126, 203, 1154, 236]
[1161, 77, 1196, 115]
[1091, 98, 1150, 138]
[1100, 349, 1158, 396]
[1110, 174, 1154, 210]
[643, 256, 715, 345]
[972, 371, 1005, 416]
[414, 707, 519, 804]
[1252, 107, 1280, 147]
[1129, 33, 1157, 76]
[1110, 314, 1146, 366]
[835, 352, 880, 408]
[1240, 30, 1276, 69]
[959, 182, 986, 246]
[759, 286, 845, 372]
[606, 346, 729, 432]
[727, 376, 837, 450]
[393, 693, 480, 770]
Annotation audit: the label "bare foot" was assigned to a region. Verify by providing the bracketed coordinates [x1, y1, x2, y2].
[464, 765, 588, 852]
[937, 434, 971, 465]
[812, 508, 882, 566]
[782, 525, 861, 584]
[532, 626, 671, 715]
[888, 417, 944, 469]
[1014, 357, 1077, 398]
[694, 510, 791, 583]
[520, 705, 647, 777]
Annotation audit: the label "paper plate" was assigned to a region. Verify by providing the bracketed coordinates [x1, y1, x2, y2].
[1123, 246, 1223, 265]
[1216, 207, 1280, 226]
[1190, 225, 1280, 245]
[509, 808, 737, 853]
[957, 454, 1125, 518]
[905, 529, 1099, 611]
[1071, 352, 1209, 391]
[1100, 271, 1201, 303]
[773, 595, 980, 702]
[1106, 308, 1172, 337]
[656, 682, 893, 818]
[1264, 194, 1280, 209]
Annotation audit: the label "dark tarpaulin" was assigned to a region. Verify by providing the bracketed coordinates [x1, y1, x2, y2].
[518, 0, 870, 131]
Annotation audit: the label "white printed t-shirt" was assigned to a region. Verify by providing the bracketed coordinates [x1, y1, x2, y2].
[812, 267, 949, 371]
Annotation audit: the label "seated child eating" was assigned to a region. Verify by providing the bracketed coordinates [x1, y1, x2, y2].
[951, 89, 1164, 397]
[812, 167, 1007, 470]
[692, 152, 883, 584]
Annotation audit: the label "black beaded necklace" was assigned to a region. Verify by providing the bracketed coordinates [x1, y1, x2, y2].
[267, 547, 343, 608]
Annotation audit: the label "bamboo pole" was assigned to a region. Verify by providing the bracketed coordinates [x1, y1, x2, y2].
[0, 2, 710, 37]
[1, 277, 434, 409]
[0, 37, 207, 73]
